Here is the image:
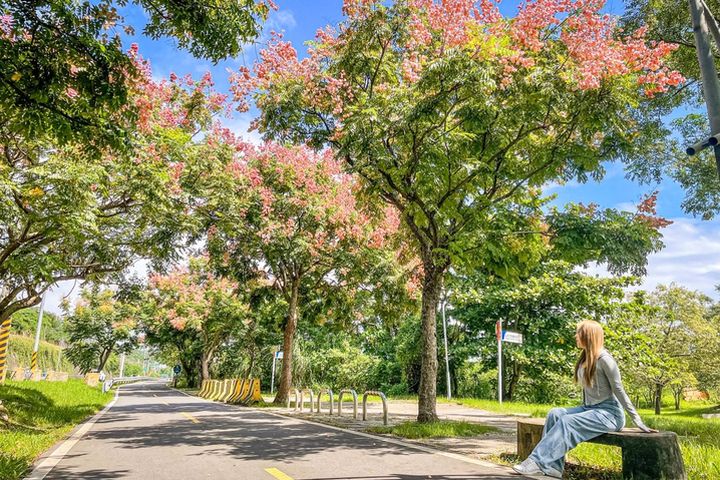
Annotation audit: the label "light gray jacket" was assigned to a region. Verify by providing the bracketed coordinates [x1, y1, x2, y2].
[578, 349, 649, 432]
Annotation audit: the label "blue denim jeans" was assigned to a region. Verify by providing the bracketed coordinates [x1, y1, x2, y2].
[528, 398, 625, 475]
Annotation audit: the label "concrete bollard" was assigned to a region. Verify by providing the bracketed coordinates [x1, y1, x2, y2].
[362, 390, 389, 425]
[337, 389, 358, 419]
[316, 389, 334, 415]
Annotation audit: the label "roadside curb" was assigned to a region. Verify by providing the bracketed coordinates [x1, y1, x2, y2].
[172, 386, 511, 473]
[23, 385, 122, 480]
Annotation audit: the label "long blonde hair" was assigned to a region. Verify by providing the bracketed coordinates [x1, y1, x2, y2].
[574, 320, 605, 388]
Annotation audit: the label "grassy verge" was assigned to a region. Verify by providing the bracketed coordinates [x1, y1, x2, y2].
[445, 397, 562, 417]
[0, 379, 113, 480]
[366, 420, 499, 439]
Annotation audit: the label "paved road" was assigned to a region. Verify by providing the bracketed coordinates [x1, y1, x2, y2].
[39, 381, 528, 480]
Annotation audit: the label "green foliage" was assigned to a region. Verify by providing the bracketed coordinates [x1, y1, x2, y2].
[0, 379, 113, 480]
[6, 335, 74, 373]
[135, 0, 271, 63]
[302, 341, 381, 392]
[451, 261, 632, 403]
[621, 0, 720, 220]
[0, 0, 268, 148]
[10, 309, 65, 343]
[455, 363, 496, 399]
[606, 284, 720, 413]
[64, 287, 138, 374]
[366, 420, 498, 439]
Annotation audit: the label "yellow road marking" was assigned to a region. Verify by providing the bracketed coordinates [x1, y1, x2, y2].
[264, 468, 294, 480]
[180, 412, 199, 424]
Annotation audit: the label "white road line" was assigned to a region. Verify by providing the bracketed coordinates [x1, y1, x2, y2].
[24, 387, 121, 480]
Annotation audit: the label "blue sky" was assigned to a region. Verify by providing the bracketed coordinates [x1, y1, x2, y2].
[44, 0, 720, 313]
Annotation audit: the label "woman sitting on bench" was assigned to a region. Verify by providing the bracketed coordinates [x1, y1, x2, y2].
[513, 320, 657, 478]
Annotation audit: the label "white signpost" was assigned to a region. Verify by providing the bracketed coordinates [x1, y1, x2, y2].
[270, 349, 283, 395]
[496, 321, 523, 404]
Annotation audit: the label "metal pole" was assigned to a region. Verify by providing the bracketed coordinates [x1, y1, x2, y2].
[441, 291, 451, 400]
[690, 0, 720, 176]
[118, 352, 126, 378]
[31, 292, 47, 373]
[270, 352, 277, 395]
[496, 320, 503, 404]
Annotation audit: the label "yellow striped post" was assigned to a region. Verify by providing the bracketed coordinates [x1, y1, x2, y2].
[30, 351, 38, 372]
[0, 318, 11, 383]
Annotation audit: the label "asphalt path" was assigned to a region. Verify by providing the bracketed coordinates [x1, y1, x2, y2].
[35, 381, 529, 480]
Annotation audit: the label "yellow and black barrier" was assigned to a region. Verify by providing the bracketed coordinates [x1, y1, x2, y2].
[205, 380, 219, 400]
[199, 379, 212, 398]
[227, 378, 245, 403]
[197, 378, 263, 404]
[212, 380, 224, 401]
[0, 318, 11, 382]
[218, 379, 234, 402]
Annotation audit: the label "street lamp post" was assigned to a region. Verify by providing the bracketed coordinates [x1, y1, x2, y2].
[686, 0, 720, 178]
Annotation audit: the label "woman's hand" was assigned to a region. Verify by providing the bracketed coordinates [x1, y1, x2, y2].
[640, 425, 659, 433]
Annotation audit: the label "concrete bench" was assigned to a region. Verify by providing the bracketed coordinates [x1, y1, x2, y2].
[517, 417, 687, 480]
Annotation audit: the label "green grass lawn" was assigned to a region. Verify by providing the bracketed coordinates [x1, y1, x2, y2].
[0, 379, 113, 480]
[367, 420, 499, 439]
[452, 397, 720, 480]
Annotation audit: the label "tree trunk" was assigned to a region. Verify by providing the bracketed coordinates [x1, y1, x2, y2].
[506, 361, 522, 401]
[654, 383, 663, 415]
[273, 277, 300, 405]
[417, 262, 444, 423]
[673, 389, 682, 410]
[97, 347, 113, 372]
[179, 358, 196, 388]
[200, 346, 215, 381]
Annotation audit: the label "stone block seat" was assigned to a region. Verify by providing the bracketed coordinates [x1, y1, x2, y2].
[517, 417, 686, 480]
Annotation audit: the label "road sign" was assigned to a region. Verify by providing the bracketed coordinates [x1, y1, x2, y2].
[501, 330, 523, 344]
[173, 365, 181, 375]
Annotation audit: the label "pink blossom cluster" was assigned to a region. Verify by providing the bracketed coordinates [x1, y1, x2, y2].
[149, 262, 239, 332]
[634, 191, 673, 229]
[0, 13, 13, 41]
[229, 31, 351, 118]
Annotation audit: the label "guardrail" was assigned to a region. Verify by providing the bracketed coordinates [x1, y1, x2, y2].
[337, 389, 358, 419]
[299, 388, 314, 413]
[316, 388, 334, 415]
[107, 376, 151, 391]
[362, 390, 388, 425]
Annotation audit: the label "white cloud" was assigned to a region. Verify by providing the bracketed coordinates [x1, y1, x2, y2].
[582, 217, 720, 298]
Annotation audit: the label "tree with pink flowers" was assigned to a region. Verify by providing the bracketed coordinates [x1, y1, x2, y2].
[143, 257, 249, 387]
[196, 139, 399, 404]
[232, 0, 682, 420]
[0, 47, 230, 380]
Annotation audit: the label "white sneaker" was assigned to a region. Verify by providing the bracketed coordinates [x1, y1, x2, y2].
[512, 458, 560, 478]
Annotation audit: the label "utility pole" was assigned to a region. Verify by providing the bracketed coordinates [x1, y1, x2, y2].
[31, 292, 48, 377]
[118, 352, 126, 378]
[687, 0, 720, 178]
[441, 290, 452, 400]
[496, 320, 503, 404]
